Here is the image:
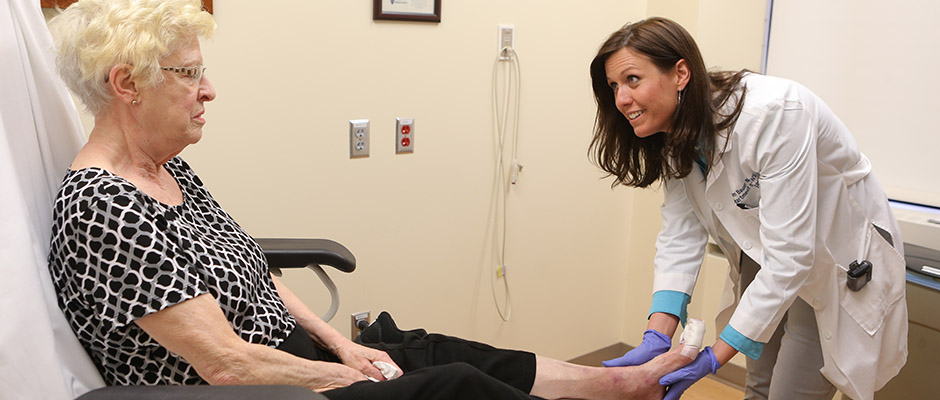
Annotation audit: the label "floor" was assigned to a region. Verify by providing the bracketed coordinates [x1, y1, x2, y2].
[682, 377, 745, 399]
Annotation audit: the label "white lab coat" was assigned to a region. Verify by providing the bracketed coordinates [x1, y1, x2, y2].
[653, 74, 907, 400]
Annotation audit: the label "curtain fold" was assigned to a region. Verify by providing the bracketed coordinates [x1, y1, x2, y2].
[0, 0, 103, 398]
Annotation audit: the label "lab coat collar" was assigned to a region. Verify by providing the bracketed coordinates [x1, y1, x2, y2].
[704, 99, 738, 188]
[705, 132, 729, 188]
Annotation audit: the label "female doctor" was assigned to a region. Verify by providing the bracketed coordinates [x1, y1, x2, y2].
[589, 18, 908, 400]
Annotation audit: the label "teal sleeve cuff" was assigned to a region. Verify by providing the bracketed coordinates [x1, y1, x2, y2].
[719, 325, 764, 360]
[649, 290, 691, 326]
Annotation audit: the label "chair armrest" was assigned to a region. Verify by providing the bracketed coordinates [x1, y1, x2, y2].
[76, 385, 328, 400]
[255, 238, 356, 273]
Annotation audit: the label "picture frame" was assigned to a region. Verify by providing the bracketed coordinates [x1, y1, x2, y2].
[373, 0, 441, 23]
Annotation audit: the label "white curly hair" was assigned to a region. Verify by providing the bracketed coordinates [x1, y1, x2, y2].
[48, 0, 216, 115]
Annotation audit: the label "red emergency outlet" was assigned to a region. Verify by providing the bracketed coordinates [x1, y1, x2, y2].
[396, 117, 414, 154]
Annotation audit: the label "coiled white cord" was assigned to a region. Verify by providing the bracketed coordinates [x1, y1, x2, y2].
[489, 46, 521, 322]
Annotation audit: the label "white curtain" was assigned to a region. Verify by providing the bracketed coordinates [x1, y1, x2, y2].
[0, 0, 104, 398]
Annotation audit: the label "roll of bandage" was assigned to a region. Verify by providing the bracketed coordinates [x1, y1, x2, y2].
[679, 318, 706, 359]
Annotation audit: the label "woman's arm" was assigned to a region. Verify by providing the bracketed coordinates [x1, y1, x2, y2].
[134, 293, 367, 392]
[271, 274, 399, 381]
[647, 312, 680, 338]
[724, 95, 820, 354]
[651, 177, 711, 326]
[271, 275, 350, 351]
[711, 339, 738, 365]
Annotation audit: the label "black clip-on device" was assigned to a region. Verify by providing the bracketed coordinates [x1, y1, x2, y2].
[847, 260, 872, 291]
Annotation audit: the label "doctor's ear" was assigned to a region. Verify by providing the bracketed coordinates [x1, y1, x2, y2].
[108, 64, 139, 105]
[674, 59, 690, 91]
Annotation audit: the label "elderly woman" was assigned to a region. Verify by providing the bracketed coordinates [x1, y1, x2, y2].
[46, 1, 693, 399]
[590, 17, 908, 400]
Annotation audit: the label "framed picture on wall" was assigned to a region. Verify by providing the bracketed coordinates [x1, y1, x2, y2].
[373, 0, 441, 23]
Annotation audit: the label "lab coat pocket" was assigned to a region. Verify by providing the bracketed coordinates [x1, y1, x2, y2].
[743, 207, 759, 221]
[839, 225, 906, 335]
[735, 205, 759, 222]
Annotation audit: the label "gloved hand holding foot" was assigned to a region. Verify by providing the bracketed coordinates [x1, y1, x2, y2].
[603, 329, 672, 367]
[659, 346, 721, 400]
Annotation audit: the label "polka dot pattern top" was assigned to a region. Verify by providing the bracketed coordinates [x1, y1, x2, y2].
[47, 157, 296, 385]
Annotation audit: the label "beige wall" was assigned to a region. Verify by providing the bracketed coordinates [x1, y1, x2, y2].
[189, 0, 647, 360]
[55, 0, 766, 361]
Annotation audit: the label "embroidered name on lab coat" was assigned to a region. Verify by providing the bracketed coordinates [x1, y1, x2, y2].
[732, 172, 760, 208]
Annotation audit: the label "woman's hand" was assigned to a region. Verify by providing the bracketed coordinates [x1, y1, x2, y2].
[603, 329, 672, 367]
[331, 339, 402, 382]
[308, 360, 371, 392]
[270, 275, 401, 381]
[604, 312, 679, 367]
[611, 342, 697, 400]
[659, 346, 721, 400]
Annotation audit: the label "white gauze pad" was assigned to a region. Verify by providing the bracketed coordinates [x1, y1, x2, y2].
[367, 361, 402, 382]
[679, 318, 706, 359]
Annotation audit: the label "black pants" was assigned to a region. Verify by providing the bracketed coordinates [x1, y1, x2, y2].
[277, 312, 542, 400]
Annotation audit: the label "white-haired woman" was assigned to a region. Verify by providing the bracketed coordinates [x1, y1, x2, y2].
[46, 1, 693, 399]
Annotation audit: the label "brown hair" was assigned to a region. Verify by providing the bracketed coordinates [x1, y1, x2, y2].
[589, 17, 747, 188]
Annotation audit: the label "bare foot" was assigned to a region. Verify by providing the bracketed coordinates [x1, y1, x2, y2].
[604, 344, 695, 400]
[529, 346, 697, 400]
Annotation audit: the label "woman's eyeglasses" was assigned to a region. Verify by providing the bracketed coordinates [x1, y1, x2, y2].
[161, 65, 206, 83]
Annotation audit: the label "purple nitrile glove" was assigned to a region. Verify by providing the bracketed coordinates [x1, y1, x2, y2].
[602, 329, 671, 367]
[660, 346, 721, 400]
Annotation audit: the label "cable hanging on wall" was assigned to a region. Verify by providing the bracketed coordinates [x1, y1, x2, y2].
[488, 45, 521, 322]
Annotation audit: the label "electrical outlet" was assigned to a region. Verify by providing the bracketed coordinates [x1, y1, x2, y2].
[396, 117, 414, 154]
[498, 25, 514, 61]
[349, 119, 369, 158]
[351, 311, 371, 340]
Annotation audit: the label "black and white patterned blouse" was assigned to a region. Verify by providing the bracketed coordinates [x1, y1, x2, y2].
[47, 157, 296, 385]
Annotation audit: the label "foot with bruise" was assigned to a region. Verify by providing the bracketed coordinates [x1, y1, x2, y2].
[604, 343, 696, 400]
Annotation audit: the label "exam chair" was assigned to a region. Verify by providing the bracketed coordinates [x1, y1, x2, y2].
[73, 237, 356, 400]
